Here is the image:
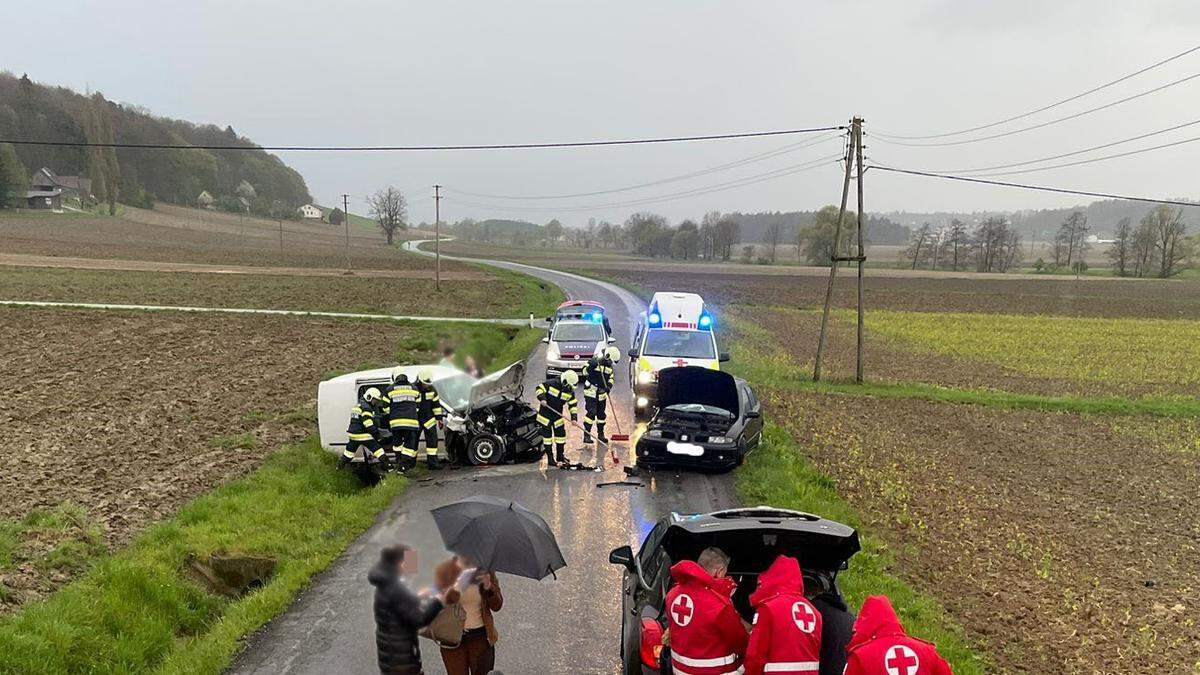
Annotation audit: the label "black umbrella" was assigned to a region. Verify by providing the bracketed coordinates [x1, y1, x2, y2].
[431, 496, 566, 581]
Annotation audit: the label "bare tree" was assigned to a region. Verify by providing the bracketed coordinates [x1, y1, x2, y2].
[972, 217, 1021, 272]
[1107, 217, 1133, 276]
[367, 187, 408, 245]
[947, 219, 968, 271]
[906, 223, 932, 270]
[1146, 205, 1188, 277]
[764, 223, 783, 263]
[1055, 211, 1090, 268]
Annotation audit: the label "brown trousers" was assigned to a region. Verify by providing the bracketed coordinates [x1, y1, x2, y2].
[439, 627, 495, 675]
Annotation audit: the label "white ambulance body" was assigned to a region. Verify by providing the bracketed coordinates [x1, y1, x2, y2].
[628, 292, 727, 416]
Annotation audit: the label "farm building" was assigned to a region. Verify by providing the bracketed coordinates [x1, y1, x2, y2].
[297, 203, 323, 219]
[23, 188, 62, 210]
[29, 167, 91, 201]
[197, 190, 215, 209]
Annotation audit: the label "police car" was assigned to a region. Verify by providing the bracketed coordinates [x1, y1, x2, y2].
[543, 308, 617, 378]
[628, 292, 728, 418]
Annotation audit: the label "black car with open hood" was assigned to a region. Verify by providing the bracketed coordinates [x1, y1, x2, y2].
[635, 366, 763, 472]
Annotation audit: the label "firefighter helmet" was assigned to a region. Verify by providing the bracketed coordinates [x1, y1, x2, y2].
[391, 367, 409, 383]
[363, 387, 383, 403]
[417, 370, 434, 385]
[559, 370, 580, 387]
[604, 346, 621, 362]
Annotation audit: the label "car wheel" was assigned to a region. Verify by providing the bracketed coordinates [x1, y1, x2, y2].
[467, 434, 505, 465]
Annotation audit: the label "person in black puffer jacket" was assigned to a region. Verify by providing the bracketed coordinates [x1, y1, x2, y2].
[369, 544, 444, 675]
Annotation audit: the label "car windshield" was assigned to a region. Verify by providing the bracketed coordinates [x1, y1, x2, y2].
[553, 323, 605, 342]
[665, 403, 734, 418]
[435, 372, 477, 411]
[643, 330, 716, 359]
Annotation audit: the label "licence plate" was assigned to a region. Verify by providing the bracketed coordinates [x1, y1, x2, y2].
[666, 442, 704, 457]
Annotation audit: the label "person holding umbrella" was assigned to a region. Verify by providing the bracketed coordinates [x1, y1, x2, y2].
[368, 544, 447, 675]
[435, 555, 504, 674]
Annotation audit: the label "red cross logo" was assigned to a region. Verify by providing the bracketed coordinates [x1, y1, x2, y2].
[791, 601, 816, 634]
[671, 358, 688, 367]
[670, 593, 694, 627]
[885, 645, 920, 675]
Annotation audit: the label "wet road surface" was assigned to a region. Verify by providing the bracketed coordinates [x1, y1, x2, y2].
[230, 250, 739, 674]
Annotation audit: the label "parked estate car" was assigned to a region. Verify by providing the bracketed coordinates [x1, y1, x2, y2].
[635, 366, 763, 472]
[317, 361, 543, 466]
[608, 508, 861, 674]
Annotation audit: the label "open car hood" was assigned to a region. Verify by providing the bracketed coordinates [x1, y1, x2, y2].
[662, 508, 860, 572]
[468, 361, 525, 409]
[657, 366, 739, 415]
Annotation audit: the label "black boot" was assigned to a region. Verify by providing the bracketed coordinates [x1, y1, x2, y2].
[427, 455, 442, 470]
[555, 447, 566, 466]
[597, 424, 607, 444]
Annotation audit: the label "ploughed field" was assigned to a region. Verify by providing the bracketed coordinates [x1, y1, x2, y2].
[607, 268, 1200, 674]
[0, 308, 517, 614]
[0, 205, 447, 272]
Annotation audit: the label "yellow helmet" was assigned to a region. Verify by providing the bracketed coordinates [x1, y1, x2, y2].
[417, 370, 434, 384]
[559, 370, 580, 387]
[391, 367, 408, 382]
[604, 346, 621, 362]
[363, 387, 383, 402]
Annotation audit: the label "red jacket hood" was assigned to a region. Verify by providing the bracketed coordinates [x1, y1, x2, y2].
[749, 555, 805, 607]
[848, 595, 907, 650]
[670, 560, 738, 597]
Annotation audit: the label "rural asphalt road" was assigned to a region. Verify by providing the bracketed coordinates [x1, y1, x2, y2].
[229, 245, 740, 674]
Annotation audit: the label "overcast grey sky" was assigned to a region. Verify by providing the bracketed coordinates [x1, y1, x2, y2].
[5, 0, 1200, 225]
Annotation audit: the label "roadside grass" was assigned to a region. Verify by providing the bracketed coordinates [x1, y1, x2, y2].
[0, 316, 542, 673]
[0, 438, 404, 675]
[858, 308, 1200, 388]
[728, 316, 1200, 418]
[736, 425, 986, 674]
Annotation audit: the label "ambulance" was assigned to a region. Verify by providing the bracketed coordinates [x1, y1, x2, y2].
[628, 292, 728, 418]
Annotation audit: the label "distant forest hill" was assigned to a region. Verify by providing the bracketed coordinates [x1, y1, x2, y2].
[725, 210, 911, 246]
[882, 198, 1200, 238]
[0, 72, 311, 212]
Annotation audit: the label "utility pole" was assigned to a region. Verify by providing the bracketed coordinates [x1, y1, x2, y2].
[342, 193, 350, 271]
[433, 184, 442, 291]
[813, 117, 867, 383]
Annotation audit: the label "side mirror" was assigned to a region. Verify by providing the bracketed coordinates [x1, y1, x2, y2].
[609, 545, 635, 569]
[545, 316, 553, 323]
[628, 348, 639, 358]
[745, 410, 760, 419]
[718, 352, 731, 363]
[607, 336, 617, 344]
[541, 336, 550, 344]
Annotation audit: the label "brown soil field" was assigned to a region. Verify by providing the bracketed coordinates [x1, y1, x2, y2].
[0, 265, 555, 318]
[0, 307, 432, 610]
[764, 388, 1200, 673]
[0, 205, 452, 272]
[609, 269, 1200, 318]
[735, 306, 1194, 398]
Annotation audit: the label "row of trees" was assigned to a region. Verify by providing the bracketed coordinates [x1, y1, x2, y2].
[1108, 206, 1190, 278]
[904, 217, 1023, 273]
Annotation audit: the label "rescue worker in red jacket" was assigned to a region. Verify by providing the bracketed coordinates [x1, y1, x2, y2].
[744, 555, 822, 675]
[663, 547, 748, 675]
[844, 596, 953, 675]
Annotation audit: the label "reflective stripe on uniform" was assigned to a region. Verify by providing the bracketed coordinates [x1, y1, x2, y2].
[400, 448, 417, 458]
[372, 448, 386, 458]
[348, 432, 374, 441]
[762, 662, 819, 673]
[389, 418, 419, 428]
[422, 417, 438, 429]
[672, 653, 738, 669]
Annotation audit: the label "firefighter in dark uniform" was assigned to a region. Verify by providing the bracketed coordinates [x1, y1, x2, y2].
[536, 370, 579, 467]
[342, 388, 388, 483]
[415, 370, 445, 469]
[581, 346, 620, 445]
[386, 369, 421, 472]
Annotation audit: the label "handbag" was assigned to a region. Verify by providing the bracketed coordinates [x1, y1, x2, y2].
[423, 601, 466, 649]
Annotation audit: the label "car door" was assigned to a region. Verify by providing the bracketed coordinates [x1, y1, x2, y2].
[742, 383, 764, 448]
[622, 519, 668, 668]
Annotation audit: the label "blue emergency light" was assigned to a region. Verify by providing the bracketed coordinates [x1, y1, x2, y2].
[698, 313, 713, 329]
[648, 311, 662, 327]
[588, 312, 604, 324]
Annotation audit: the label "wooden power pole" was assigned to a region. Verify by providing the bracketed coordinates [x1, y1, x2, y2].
[433, 184, 442, 291]
[341, 193, 350, 271]
[813, 117, 868, 383]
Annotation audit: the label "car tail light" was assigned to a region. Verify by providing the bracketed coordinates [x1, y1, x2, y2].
[640, 618, 664, 668]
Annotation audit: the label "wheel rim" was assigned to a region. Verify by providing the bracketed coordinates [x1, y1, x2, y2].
[475, 439, 496, 461]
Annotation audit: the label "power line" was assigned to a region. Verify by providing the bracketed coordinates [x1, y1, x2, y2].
[0, 125, 846, 152]
[878, 117, 1200, 175]
[870, 165, 1199, 207]
[449, 155, 842, 214]
[445, 132, 844, 200]
[943, 134, 1200, 178]
[875, 43, 1200, 140]
[871, 71, 1200, 147]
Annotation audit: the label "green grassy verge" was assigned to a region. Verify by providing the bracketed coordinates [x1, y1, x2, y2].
[736, 425, 986, 674]
[0, 438, 404, 675]
[728, 317, 1200, 418]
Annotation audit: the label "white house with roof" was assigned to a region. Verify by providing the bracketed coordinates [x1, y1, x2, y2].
[297, 204, 323, 220]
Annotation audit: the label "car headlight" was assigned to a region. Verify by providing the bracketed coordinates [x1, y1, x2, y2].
[645, 429, 663, 438]
[637, 370, 653, 385]
[547, 346, 560, 360]
[708, 436, 733, 444]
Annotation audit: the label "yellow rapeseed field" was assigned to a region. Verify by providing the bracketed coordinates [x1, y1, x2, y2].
[861, 309, 1200, 387]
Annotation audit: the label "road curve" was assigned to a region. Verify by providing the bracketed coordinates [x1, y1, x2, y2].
[229, 242, 739, 675]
